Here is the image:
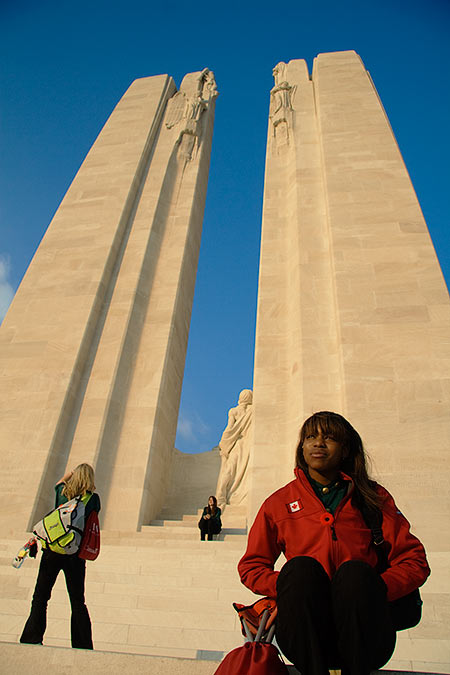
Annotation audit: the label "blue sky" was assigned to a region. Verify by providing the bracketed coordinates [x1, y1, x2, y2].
[1, 0, 449, 453]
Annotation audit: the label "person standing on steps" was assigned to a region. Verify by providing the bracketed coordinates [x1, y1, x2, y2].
[20, 463, 101, 649]
[198, 496, 222, 541]
[238, 411, 430, 675]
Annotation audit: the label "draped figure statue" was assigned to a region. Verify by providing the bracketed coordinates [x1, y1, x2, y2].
[215, 389, 253, 511]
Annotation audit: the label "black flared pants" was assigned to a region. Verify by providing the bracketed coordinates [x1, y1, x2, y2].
[20, 548, 93, 649]
[275, 556, 396, 675]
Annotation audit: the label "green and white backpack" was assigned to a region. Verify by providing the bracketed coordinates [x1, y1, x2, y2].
[33, 493, 92, 555]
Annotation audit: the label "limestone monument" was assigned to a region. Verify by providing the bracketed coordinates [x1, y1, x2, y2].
[0, 68, 218, 535]
[249, 50, 450, 668]
[0, 51, 449, 671]
[215, 389, 253, 510]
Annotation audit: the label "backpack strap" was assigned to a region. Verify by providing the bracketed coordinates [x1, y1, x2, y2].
[355, 489, 423, 632]
[354, 491, 389, 571]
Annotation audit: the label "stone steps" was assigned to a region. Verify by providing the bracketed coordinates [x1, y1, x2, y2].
[0, 642, 443, 675]
[1, 511, 448, 673]
[0, 642, 221, 674]
[158, 505, 245, 521]
[150, 517, 246, 529]
[141, 525, 246, 539]
[147, 504, 248, 538]
[0, 506, 254, 661]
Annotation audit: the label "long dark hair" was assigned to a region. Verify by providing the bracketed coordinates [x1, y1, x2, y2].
[295, 411, 382, 511]
[207, 495, 218, 515]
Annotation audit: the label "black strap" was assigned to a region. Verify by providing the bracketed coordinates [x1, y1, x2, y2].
[355, 490, 423, 632]
[354, 491, 388, 571]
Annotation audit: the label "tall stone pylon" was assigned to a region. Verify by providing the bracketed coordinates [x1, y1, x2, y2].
[0, 69, 218, 533]
[249, 50, 450, 664]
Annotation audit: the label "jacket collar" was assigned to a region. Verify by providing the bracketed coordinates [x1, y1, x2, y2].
[294, 466, 353, 486]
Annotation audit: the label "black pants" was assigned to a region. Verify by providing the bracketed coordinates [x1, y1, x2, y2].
[276, 556, 396, 675]
[20, 548, 93, 649]
[199, 518, 221, 540]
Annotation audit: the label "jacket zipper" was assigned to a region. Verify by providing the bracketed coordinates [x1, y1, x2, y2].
[330, 522, 337, 540]
[328, 484, 355, 566]
[308, 479, 354, 559]
[297, 470, 354, 559]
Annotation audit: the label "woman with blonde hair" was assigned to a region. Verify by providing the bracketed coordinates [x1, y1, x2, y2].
[20, 463, 100, 649]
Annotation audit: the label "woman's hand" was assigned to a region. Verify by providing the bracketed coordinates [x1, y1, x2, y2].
[56, 468, 74, 485]
[63, 469, 74, 482]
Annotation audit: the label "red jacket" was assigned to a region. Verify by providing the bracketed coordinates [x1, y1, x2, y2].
[238, 468, 430, 602]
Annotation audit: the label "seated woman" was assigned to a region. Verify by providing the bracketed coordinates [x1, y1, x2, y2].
[198, 496, 222, 541]
[238, 411, 430, 675]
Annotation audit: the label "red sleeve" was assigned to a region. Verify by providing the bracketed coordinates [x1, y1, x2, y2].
[238, 500, 281, 597]
[379, 489, 430, 601]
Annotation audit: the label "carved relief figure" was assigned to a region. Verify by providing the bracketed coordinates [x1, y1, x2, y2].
[165, 68, 218, 160]
[215, 389, 253, 511]
[204, 69, 218, 98]
[272, 61, 288, 86]
[269, 62, 296, 144]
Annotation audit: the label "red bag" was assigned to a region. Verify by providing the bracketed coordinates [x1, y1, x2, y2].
[213, 641, 288, 674]
[233, 597, 278, 639]
[78, 510, 100, 560]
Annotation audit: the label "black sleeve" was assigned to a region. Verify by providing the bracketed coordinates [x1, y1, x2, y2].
[85, 492, 101, 520]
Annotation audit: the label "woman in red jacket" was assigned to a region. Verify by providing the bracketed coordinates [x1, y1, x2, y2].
[238, 411, 430, 675]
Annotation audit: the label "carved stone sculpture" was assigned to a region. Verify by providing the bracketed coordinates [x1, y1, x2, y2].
[215, 389, 253, 511]
[165, 68, 218, 160]
[269, 61, 296, 145]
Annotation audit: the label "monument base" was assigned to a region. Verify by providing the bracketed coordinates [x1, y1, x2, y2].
[0, 513, 447, 674]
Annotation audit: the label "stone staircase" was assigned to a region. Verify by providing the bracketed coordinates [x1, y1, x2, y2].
[0, 505, 256, 666]
[0, 506, 448, 673]
[149, 504, 248, 538]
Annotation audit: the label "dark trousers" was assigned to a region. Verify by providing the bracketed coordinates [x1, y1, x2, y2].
[20, 548, 93, 649]
[199, 518, 221, 540]
[276, 556, 396, 675]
